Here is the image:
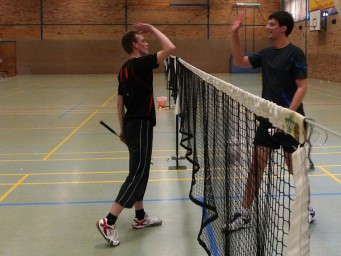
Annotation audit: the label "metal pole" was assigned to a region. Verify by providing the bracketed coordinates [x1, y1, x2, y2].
[40, 0, 43, 40]
[125, 0, 128, 31]
[207, 0, 210, 39]
[305, 0, 308, 55]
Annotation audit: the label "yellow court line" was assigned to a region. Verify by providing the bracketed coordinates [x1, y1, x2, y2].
[0, 83, 48, 100]
[1, 177, 193, 186]
[0, 168, 190, 177]
[0, 155, 186, 163]
[0, 127, 77, 131]
[101, 93, 116, 107]
[0, 174, 29, 202]
[0, 149, 181, 156]
[43, 93, 116, 161]
[318, 166, 341, 185]
[1, 157, 127, 163]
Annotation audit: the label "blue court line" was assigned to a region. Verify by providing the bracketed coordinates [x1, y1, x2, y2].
[203, 209, 219, 256]
[57, 100, 86, 119]
[0, 192, 340, 207]
[0, 197, 191, 207]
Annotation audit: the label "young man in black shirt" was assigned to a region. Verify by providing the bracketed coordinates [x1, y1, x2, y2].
[226, 11, 315, 231]
[97, 22, 176, 246]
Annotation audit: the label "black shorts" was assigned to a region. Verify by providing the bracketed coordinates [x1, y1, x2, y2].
[254, 121, 300, 153]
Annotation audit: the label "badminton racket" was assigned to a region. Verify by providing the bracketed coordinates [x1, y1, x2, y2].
[305, 118, 329, 171]
[99, 120, 120, 138]
[306, 121, 328, 147]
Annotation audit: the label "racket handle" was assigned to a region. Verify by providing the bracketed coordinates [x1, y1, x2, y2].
[100, 121, 120, 137]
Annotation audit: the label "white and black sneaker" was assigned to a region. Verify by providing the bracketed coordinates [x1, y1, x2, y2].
[132, 215, 162, 229]
[309, 208, 316, 224]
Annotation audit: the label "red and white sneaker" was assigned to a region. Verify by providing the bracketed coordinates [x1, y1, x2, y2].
[96, 218, 120, 246]
[132, 215, 162, 229]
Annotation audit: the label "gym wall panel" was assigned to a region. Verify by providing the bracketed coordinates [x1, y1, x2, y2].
[0, 0, 40, 24]
[43, 0, 125, 24]
[0, 0, 40, 40]
[292, 16, 341, 82]
[127, 6, 207, 24]
[16, 40, 125, 74]
[17, 39, 260, 74]
[43, 25, 126, 40]
[0, 0, 279, 40]
[0, 26, 41, 41]
[0, 0, 340, 81]
[0, 42, 16, 76]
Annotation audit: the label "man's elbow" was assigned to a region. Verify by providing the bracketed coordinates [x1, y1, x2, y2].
[233, 59, 243, 67]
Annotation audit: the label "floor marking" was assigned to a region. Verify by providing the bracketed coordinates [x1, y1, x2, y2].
[0, 149, 182, 156]
[318, 166, 341, 185]
[0, 168, 190, 177]
[0, 197, 193, 207]
[0, 177, 193, 186]
[57, 100, 86, 119]
[43, 93, 116, 160]
[1, 192, 341, 208]
[0, 155, 186, 163]
[0, 175, 28, 202]
[0, 82, 49, 100]
[0, 177, 192, 186]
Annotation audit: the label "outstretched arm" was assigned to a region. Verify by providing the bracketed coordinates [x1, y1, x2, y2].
[231, 13, 251, 67]
[132, 22, 176, 63]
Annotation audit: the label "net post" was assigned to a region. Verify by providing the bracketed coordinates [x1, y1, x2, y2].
[164, 56, 186, 170]
[168, 114, 187, 170]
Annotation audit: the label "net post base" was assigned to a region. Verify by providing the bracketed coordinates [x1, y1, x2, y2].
[168, 165, 187, 170]
[168, 156, 187, 170]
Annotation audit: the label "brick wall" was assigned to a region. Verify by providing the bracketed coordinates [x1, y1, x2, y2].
[0, 0, 339, 81]
[291, 15, 341, 82]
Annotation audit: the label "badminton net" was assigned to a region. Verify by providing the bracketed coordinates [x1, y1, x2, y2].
[166, 56, 310, 256]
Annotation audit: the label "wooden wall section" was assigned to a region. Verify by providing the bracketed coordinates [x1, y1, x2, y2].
[16, 40, 124, 74]
[17, 39, 270, 74]
[0, 42, 16, 76]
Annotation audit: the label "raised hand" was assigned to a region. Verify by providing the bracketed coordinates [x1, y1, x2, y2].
[232, 13, 245, 32]
[132, 22, 154, 33]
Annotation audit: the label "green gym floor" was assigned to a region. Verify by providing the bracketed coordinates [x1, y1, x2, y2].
[0, 73, 340, 256]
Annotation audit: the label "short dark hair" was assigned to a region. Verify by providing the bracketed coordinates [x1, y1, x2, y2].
[121, 31, 138, 54]
[269, 11, 294, 36]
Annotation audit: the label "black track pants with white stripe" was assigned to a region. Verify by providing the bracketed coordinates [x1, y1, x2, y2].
[115, 119, 153, 208]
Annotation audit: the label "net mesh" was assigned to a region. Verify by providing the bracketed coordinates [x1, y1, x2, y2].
[166, 57, 310, 256]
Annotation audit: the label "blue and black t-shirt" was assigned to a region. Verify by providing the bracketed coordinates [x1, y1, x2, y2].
[118, 53, 159, 126]
[248, 43, 307, 115]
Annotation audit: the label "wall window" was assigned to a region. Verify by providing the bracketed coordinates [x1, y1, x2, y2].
[283, 0, 307, 21]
